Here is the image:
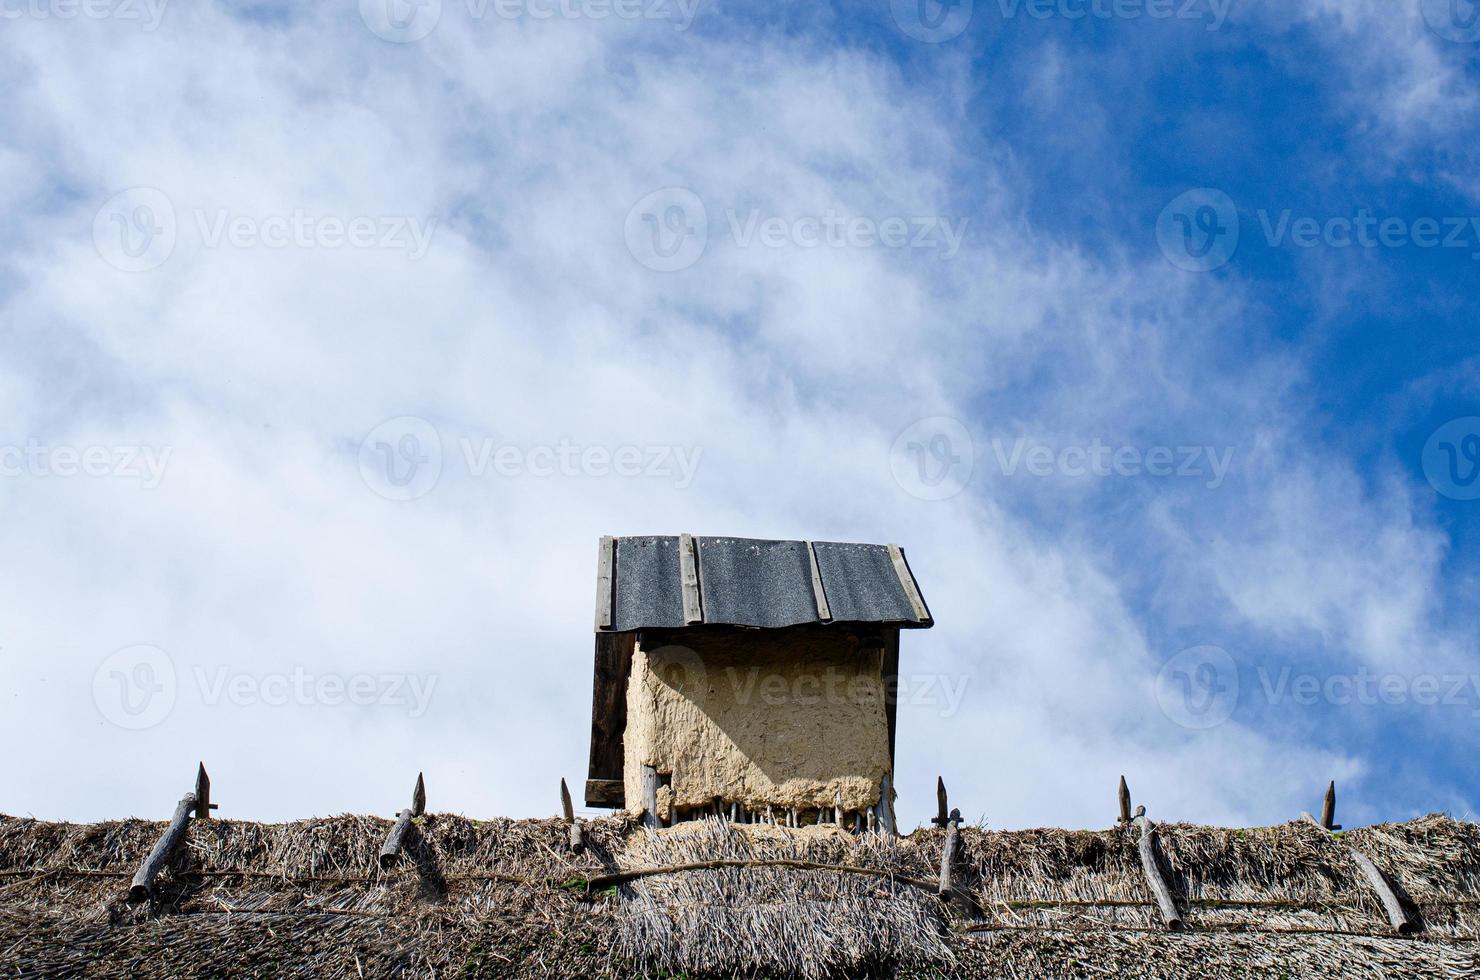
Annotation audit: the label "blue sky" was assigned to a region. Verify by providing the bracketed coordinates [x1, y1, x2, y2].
[0, 0, 1477, 830]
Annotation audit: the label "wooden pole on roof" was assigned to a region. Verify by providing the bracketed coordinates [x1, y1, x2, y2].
[129, 791, 197, 903]
[194, 763, 218, 820]
[561, 778, 584, 852]
[1300, 812, 1418, 934]
[379, 773, 425, 869]
[1118, 775, 1132, 825]
[932, 777, 949, 827]
[1133, 810, 1183, 931]
[936, 807, 962, 897]
[1321, 781, 1338, 831]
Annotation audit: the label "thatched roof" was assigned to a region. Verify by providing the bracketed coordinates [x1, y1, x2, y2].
[3, 811, 1477, 978]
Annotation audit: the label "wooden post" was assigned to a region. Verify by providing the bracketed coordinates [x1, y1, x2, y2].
[931, 776, 949, 826]
[1117, 775, 1131, 825]
[937, 807, 962, 897]
[1301, 813, 1417, 934]
[193, 763, 218, 820]
[1321, 781, 1339, 831]
[875, 773, 896, 836]
[378, 773, 425, 869]
[561, 778, 585, 852]
[129, 793, 196, 903]
[1134, 813, 1183, 931]
[640, 764, 659, 830]
[835, 787, 844, 825]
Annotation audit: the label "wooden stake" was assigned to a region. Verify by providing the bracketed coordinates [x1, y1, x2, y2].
[561, 778, 585, 852]
[640, 765, 659, 830]
[1117, 775, 1131, 825]
[932, 776, 949, 827]
[1134, 813, 1183, 931]
[1321, 781, 1339, 831]
[193, 763, 217, 820]
[129, 793, 196, 903]
[937, 808, 962, 897]
[379, 773, 425, 869]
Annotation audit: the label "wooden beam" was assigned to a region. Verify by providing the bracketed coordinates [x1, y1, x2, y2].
[1301, 813, 1418, 935]
[678, 533, 703, 625]
[586, 632, 635, 807]
[886, 544, 931, 624]
[805, 542, 832, 622]
[594, 535, 616, 630]
[641, 764, 659, 830]
[379, 773, 424, 869]
[1134, 814, 1183, 931]
[194, 763, 217, 820]
[129, 793, 196, 903]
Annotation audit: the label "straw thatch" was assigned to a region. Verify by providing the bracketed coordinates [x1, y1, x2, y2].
[2, 810, 1477, 978]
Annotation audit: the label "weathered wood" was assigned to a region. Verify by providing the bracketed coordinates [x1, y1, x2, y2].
[560, 778, 575, 822]
[1135, 815, 1183, 930]
[1351, 849, 1417, 935]
[875, 773, 897, 836]
[678, 533, 703, 625]
[932, 777, 949, 826]
[594, 535, 616, 630]
[886, 544, 931, 624]
[1321, 781, 1338, 831]
[379, 774, 426, 869]
[1118, 775, 1131, 825]
[129, 794, 196, 903]
[882, 630, 900, 767]
[586, 632, 635, 807]
[937, 808, 962, 897]
[641, 764, 659, 830]
[1300, 813, 1417, 934]
[806, 542, 832, 622]
[194, 763, 217, 820]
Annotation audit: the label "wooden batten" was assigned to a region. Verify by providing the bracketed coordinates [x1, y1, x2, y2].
[886, 544, 931, 624]
[594, 536, 615, 630]
[678, 533, 704, 625]
[805, 542, 833, 622]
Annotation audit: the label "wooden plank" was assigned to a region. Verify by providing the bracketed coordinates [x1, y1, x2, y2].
[805, 542, 832, 622]
[678, 533, 703, 625]
[886, 544, 931, 624]
[594, 535, 615, 630]
[1135, 815, 1183, 930]
[641, 764, 659, 830]
[585, 632, 635, 807]
[129, 793, 196, 903]
[584, 779, 623, 807]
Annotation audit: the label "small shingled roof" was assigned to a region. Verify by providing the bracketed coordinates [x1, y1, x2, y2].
[593, 535, 932, 632]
